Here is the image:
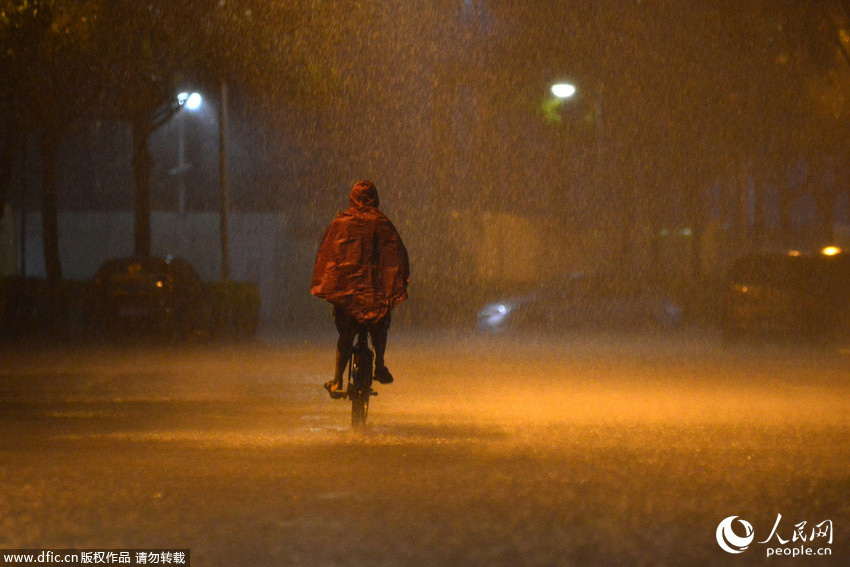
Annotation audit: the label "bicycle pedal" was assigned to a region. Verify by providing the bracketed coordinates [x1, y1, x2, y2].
[325, 381, 347, 400]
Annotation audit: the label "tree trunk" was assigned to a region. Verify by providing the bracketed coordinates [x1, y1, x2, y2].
[132, 117, 152, 259]
[41, 132, 62, 330]
[810, 158, 835, 247]
[815, 189, 835, 246]
[778, 187, 792, 250]
[219, 81, 231, 282]
[751, 177, 765, 248]
[0, 129, 19, 224]
[691, 221, 703, 280]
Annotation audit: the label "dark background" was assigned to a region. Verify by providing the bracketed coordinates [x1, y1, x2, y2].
[2, 0, 850, 329]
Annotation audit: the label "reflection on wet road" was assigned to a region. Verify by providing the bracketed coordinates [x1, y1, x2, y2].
[0, 331, 848, 566]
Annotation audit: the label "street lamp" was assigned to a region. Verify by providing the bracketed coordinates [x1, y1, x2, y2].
[549, 80, 602, 158]
[178, 91, 202, 111]
[171, 92, 202, 216]
[548, 79, 607, 229]
[551, 82, 576, 99]
[169, 87, 231, 282]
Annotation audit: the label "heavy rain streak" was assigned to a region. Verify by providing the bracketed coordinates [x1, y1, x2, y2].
[1, 2, 849, 566]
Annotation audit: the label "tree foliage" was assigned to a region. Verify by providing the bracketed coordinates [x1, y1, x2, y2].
[2, 0, 346, 267]
[1, 0, 103, 287]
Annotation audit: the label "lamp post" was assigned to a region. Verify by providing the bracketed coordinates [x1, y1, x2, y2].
[171, 92, 202, 216]
[551, 79, 606, 177]
[549, 81, 584, 223]
[553, 79, 635, 272]
[551, 81, 602, 161]
[167, 88, 230, 282]
[218, 82, 230, 282]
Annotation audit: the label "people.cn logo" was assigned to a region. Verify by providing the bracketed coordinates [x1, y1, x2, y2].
[717, 516, 755, 554]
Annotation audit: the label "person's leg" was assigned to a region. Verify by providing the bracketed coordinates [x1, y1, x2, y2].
[370, 312, 393, 383]
[369, 312, 390, 367]
[333, 307, 358, 387]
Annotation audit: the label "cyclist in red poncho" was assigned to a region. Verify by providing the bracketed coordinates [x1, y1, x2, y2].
[311, 180, 410, 398]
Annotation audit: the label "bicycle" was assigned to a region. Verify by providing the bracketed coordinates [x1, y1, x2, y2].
[344, 327, 377, 429]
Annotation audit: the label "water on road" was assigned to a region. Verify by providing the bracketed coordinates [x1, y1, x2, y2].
[0, 330, 848, 566]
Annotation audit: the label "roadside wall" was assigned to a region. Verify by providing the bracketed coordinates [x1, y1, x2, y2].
[14, 210, 289, 323]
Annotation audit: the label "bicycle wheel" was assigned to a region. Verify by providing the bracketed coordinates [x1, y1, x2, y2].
[349, 332, 372, 429]
[351, 390, 369, 429]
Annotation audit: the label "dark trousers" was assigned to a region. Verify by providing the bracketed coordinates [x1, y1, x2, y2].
[333, 307, 390, 383]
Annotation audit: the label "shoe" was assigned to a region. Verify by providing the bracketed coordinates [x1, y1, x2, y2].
[374, 366, 394, 384]
[324, 380, 346, 399]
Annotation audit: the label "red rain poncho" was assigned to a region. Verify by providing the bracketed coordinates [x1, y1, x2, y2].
[311, 181, 410, 323]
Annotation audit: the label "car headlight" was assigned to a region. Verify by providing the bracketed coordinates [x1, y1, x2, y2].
[478, 302, 513, 329]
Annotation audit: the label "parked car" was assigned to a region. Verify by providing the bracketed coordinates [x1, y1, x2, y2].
[93, 256, 212, 337]
[721, 251, 850, 341]
[477, 273, 682, 334]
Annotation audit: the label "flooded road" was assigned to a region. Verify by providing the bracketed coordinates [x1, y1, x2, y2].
[0, 331, 848, 566]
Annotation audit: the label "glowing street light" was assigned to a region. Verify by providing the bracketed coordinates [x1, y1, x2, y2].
[177, 91, 203, 111]
[551, 82, 577, 99]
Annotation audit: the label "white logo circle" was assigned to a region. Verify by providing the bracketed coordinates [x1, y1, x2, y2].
[716, 516, 755, 554]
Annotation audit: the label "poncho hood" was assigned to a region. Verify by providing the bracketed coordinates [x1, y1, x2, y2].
[349, 179, 379, 209]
